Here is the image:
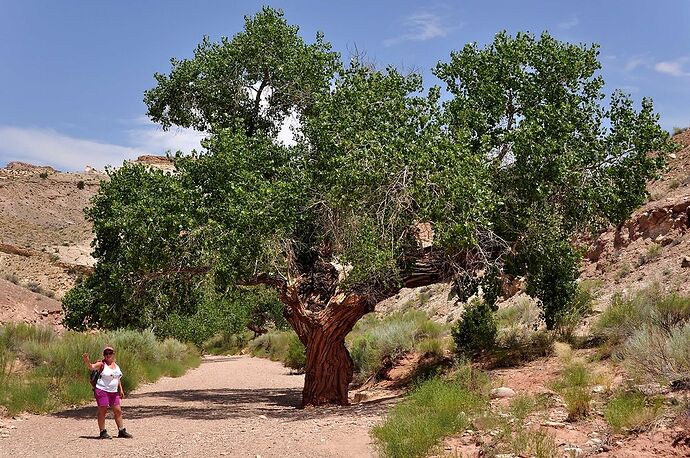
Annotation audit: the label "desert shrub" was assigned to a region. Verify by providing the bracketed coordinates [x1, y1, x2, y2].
[491, 297, 554, 365]
[621, 323, 690, 384]
[25, 282, 55, 298]
[604, 390, 663, 434]
[76, 180, 85, 190]
[249, 329, 306, 372]
[594, 285, 690, 344]
[372, 367, 489, 458]
[347, 310, 447, 381]
[595, 286, 690, 384]
[202, 331, 252, 355]
[39, 172, 48, 179]
[551, 362, 591, 421]
[452, 299, 497, 357]
[1, 272, 20, 285]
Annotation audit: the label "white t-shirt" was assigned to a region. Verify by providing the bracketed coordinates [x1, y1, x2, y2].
[95, 362, 123, 393]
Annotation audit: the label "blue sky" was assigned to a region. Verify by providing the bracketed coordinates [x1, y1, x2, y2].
[1, 1, 689, 170]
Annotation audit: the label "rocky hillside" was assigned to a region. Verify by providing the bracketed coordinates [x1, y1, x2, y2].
[0, 163, 101, 327]
[581, 129, 690, 308]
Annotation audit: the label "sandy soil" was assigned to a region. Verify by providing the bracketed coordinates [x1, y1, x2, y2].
[0, 356, 391, 457]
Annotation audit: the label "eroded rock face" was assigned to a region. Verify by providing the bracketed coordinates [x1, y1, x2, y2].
[130, 155, 176, 172]
[4, 162, 58, 173]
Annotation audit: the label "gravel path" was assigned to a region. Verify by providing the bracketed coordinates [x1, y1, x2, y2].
[0, 356, 392, 457]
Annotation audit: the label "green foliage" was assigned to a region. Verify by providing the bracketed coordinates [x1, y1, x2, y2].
[347, 310, 447, 381]
[554, 280, 598, 339]
[452, 299, 497, 356]
[144, 7, 339, 137]
[248, 330, 306, 372]
[372, 367, 489, 458]
[551, 362, 591, 421]
[202, 331, 253, 355]
[604, 390, 663, 434]
[436, 30, 675, 325]
[0, 324, 199, 415]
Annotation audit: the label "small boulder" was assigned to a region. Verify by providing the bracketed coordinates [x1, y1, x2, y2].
[490, 387, 516, 399]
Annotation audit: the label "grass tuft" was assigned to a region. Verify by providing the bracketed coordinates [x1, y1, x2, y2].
[372, 367, 488, 458]
[604, 391, 663, 434]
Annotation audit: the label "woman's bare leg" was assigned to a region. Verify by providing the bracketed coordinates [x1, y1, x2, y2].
[113, 405, 124, 429]
[97, 406, 108, 431]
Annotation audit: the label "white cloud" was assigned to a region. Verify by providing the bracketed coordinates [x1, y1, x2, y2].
[654, 57, 690, 77]
[624, 55, 652, 73]
[125, 117, 206, 155]
[558, 17, 579, 30]
[0, 126, 144, 171]
[276, 111, 299, 146]
[384, 12, 456, 47]
[1, 111, 301, 171]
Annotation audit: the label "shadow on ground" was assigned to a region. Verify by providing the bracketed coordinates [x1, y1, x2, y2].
[52, 387, 394, 422]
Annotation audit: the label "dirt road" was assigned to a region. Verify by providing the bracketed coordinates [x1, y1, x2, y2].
[0, 356, 391, 457]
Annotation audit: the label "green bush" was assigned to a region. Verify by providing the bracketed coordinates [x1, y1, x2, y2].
[550, 362, 591, 421]
[372, 367, 489, 458]
[249, 330, 306, 372]
[604, 391, 662, 434]
[452, 299, 497, 357]
[202, 331, 252, 355]
[347, 310, 447, 382]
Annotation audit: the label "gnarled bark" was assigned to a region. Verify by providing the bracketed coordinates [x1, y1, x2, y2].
[281, 291, 370, 406]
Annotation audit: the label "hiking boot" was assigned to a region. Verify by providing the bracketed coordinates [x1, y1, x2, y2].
[99, 429, 112, 440]
[118, 428, 133, 438]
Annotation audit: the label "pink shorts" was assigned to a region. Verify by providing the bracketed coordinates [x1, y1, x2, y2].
[94, 388, 121, 407]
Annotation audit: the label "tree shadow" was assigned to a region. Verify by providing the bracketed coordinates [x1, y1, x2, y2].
[52, 387, 395, 422]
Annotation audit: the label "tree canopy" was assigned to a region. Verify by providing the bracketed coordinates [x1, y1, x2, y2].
[64, 7, 676, 405]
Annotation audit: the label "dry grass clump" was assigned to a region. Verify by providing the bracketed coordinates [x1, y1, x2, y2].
[595, 285, 690, 385]
[492, 296, 554, 366]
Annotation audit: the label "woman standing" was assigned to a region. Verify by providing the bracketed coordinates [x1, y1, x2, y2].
[82, 346, 133, 439]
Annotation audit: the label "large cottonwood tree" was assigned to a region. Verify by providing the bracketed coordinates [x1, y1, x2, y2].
[64, 9, 675, 406]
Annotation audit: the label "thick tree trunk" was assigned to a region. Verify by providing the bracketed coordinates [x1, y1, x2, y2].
[302, 322, 355, 406]
[280, 289, 369, 407]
